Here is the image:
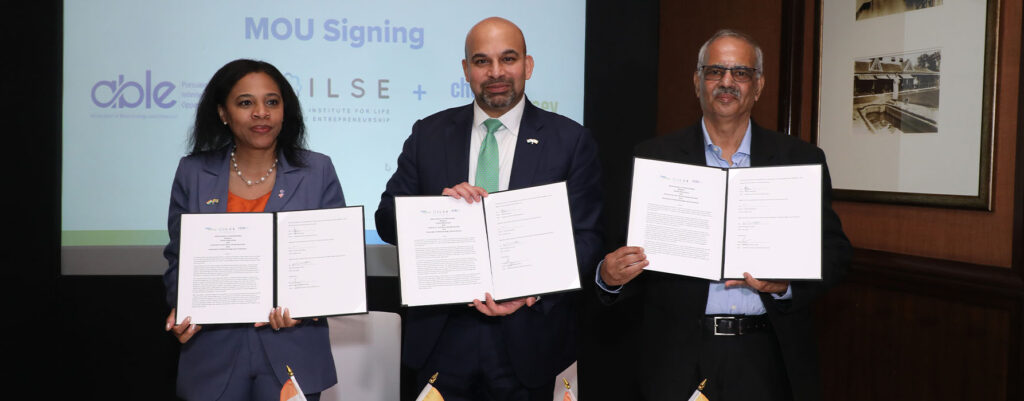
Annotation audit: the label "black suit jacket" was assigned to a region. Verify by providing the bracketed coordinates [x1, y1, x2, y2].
[376, 100, 603, 387]
[603, 122, 851, 401]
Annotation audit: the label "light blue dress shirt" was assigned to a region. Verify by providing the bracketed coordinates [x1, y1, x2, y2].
[596, 119, 791, 315]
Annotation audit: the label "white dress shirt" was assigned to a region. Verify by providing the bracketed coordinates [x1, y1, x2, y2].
[467, 97, 525, 192]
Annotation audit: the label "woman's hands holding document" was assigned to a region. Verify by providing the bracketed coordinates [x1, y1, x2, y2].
[254, 307, 318, 331]
[601, 246, 648, 287]
[442, 182, 489, 203]
[165, 308, 202, 344]
[471, 292, 538, 316]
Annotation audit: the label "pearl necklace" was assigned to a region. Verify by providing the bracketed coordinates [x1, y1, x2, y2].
[231, 149, 277, 186]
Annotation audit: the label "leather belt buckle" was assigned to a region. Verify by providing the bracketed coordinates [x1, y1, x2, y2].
[713, 316, 737, 336]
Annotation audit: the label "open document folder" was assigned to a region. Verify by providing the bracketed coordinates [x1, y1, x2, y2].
[395, 182, 580, 306]
[628, 157, 822, 281]
[176, 207, 368, 324]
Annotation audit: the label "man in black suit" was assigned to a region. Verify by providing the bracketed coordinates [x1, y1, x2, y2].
[375, 17, 602, 401]
[597, 29, 851, 401]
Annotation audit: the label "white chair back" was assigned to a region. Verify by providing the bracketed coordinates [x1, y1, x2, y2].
[320, 312, 402, 401]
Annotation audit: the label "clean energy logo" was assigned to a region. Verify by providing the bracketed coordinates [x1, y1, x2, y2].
[91, 71, 176, 109]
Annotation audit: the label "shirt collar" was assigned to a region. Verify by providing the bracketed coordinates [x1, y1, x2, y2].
[472, 95, 526, 137]
[700, 117, 752, 157]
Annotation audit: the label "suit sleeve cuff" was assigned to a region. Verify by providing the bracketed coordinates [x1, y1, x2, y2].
[595, 260, 623, 294]
[771, 285, 792, 300]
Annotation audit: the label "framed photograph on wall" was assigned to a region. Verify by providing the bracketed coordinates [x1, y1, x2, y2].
[814, 0, 998, 209]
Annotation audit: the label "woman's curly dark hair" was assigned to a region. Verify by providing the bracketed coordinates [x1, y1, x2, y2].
[188, 59, 307, 166]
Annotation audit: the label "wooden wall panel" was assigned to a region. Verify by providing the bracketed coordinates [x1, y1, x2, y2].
[815, 249, 1022, 400]
[817, 282, 1012, 399]
[657, 0, 783, 134]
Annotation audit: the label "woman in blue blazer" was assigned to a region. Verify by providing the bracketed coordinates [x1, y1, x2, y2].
[163, 59, 344, 400]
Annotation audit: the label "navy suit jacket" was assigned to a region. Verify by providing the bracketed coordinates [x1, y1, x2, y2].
[375, 100, 603, 387]
[163, 147, 344, 400]
[602, 123, 852, 401]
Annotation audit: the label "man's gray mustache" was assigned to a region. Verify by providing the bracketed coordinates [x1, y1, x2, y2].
[713, 86, 741, 97]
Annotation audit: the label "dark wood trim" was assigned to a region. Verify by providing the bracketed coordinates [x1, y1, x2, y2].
[1009, 6, 1024, 398]
[849, 249, 1024, 303]
[1014, 0, 1024, 285]
[777, 0, 804, 137]
[809, 0, 822, 145]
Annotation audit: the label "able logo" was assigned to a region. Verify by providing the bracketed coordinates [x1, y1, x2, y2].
[91, 70, 176, 109]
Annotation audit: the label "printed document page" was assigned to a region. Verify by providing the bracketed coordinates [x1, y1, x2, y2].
[723, 165, 822, 280]
[177, 213, 274, 324]
[628, 158, 726, 280]
[485, 182, 580, 300]
[395, 196, 492, 306]
[276, 207, 367, 318]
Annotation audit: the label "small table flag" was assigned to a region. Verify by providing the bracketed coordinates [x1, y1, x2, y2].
[560, 377, 578, 401]
[415, 372, 445, 401]
[280, 366, 307, 401]
[686, 379, 709, 401]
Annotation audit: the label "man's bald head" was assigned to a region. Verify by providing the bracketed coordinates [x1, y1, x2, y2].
[464, 17, 527, 60]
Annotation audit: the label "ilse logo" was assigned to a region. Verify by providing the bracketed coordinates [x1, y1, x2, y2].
[91, 71, 176, 109]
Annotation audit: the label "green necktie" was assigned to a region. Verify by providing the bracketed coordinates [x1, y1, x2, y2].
[475, 118, 503, 192]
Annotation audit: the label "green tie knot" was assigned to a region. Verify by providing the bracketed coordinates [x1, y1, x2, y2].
[475, 118, 503, 192]
[483, 118, 503, 134]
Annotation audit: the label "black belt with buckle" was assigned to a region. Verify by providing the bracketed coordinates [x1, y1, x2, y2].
[701, 315, 771, 336]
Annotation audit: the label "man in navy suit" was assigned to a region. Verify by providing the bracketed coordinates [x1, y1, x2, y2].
[375, 17, 602, 401]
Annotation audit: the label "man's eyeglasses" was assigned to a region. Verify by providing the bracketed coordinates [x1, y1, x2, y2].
[699, 65, 760, 83]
